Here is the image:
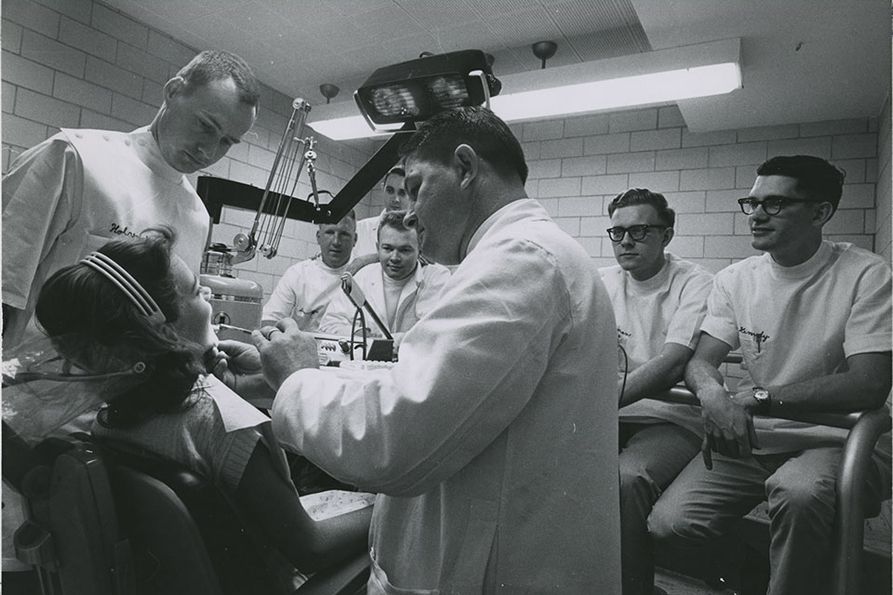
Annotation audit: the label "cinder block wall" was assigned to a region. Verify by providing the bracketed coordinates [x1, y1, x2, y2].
[3, 0, 887, 296]
[876, 95, 891, 261]
[1, 0, 380, 296]
[513, 106, 884, 273]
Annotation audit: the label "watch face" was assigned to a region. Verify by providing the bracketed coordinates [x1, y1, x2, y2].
[754, 389, 769, 400]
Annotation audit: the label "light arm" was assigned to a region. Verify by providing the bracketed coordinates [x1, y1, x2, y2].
[620, 342, 693, 406]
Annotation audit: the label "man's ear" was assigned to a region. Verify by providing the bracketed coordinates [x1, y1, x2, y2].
[661, 226, 675, 248]
[813, 202, 835, 227]
[163, 76, 187, 102]
[453, 144, 478, 190]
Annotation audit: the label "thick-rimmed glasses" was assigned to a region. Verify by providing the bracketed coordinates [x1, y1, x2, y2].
[606, 225, 666, 243]
[737, 197, 812, 216]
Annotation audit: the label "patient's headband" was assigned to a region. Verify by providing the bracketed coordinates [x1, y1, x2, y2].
[80, 252, 166, 324]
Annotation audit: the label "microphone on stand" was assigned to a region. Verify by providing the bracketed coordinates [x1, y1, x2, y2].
[340, 273, 393, 341]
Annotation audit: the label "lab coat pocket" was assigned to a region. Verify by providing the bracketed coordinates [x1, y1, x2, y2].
[368, 555, 440, 594]
[448, 499, 498, 590]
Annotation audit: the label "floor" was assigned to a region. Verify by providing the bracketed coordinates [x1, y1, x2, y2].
[656, 569, 737, 595]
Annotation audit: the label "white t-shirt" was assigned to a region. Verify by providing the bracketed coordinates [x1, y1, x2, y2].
[354, 211, 385, 258]
[261, 257, 348, 331]
[600, 253, 713, 435]
[701, 240, 892, 453]
[2, 127, 210, 347]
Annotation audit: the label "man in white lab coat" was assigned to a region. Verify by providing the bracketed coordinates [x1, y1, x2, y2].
[251, 107, 622, 593]
[318, 210, 450, 346]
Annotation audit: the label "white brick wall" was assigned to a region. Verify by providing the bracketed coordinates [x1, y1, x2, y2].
[875, 96, 891, 260]
[3, 0, 888, 292]
[522, 106, 886, 271]
[2, 0, 379, 298]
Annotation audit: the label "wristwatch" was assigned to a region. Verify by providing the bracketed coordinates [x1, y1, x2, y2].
[751, 386, 771, 415]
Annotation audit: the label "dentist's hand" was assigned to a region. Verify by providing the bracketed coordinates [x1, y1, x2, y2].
[252, 318, 320, 390]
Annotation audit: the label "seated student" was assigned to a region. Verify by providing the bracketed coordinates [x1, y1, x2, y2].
[318, 210, 450, 348]
[599, 188, 713, 595]
[648, 155, 892, 595]
[347, 166, 407, 274]
[34, 227, 372, 587]
[261, 211, 357, 330]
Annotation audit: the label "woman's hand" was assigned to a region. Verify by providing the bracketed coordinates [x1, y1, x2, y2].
[212, 340, 275, 404]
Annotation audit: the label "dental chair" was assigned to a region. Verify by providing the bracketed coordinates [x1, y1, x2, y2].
[8, 430, 370, 595]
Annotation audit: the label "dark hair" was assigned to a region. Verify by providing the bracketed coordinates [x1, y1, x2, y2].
[35, 227, 206, 427]
[399, 107, 528, 184]
[383, 166, 405, 187]
[756, 155, 846, 211]
[607, 188, 676, 227]
[377, 209, 416, 240]
[176, 50, 260, 107]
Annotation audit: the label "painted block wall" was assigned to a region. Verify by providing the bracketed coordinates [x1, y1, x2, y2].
[1, 0, 382, 297]
[876, 95, 891, 262]
[512, 106, 884, 274]
[3, 0, 888, 298]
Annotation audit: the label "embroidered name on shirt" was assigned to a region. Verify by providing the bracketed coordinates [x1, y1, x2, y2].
[738, 326, 770, 353]
[109, 223, 140, 239]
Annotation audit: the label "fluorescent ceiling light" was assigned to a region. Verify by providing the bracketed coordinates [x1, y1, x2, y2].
[491, 63, 739, 122]
[308, 39, 741, 141]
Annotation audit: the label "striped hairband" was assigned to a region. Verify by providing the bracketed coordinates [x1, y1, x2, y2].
[80, 252, 167, 324]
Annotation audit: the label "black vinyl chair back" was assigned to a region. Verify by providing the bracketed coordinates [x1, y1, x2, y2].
[97, 438, 290, 595]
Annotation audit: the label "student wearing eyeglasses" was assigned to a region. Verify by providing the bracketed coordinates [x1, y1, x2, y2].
[649, 155, 892, 595]
[599, 188, 713, 595]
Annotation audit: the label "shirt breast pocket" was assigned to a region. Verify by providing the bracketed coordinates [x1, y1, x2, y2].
[738, 331, 769, 364]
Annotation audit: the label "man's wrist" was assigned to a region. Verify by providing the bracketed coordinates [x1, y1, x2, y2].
[750, 386, 771, 415]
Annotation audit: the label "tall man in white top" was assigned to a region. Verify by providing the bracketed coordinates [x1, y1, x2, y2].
[319, 210, 450, 346]
[2, 50, 259, 348]
[251, 107, 621, 593]
[649, 155, 892, 595]
[347, 165, 408, 273]
[600, 188, 713, 595]
[261, 211, 357, 331]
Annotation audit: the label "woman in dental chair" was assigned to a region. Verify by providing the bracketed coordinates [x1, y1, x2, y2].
[33, 226, 372, 588]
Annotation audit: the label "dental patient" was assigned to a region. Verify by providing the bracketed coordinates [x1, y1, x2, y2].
[34, 226, 371, 587]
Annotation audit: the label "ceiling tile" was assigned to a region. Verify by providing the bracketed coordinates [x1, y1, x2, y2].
[393, 0, 476, 29]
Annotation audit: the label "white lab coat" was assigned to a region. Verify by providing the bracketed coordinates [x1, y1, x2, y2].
[261, 257, 349, 331]
[272, 199, 621, 594]
[317, 261, 451, 337]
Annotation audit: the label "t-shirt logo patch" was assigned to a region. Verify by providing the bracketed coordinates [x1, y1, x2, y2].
[109, 223, 140, 239]
[738, 326, 769, 353]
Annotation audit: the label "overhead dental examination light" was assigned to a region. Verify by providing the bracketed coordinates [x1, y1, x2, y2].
[197, 50, 501, 338]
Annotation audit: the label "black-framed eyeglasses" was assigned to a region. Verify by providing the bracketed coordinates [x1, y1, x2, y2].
[606, 225, 666, 243]
[737, 197, 812, 216]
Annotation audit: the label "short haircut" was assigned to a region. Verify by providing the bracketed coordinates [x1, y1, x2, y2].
[176, 50, 260, 107]
[756, 155, 846, 211]
[377, 209, 416, 240]
[607, 188, 676, 228]
[383, 165, 405, 187]
[319, 209, 356, 230]
[399, 107, 528, 184]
